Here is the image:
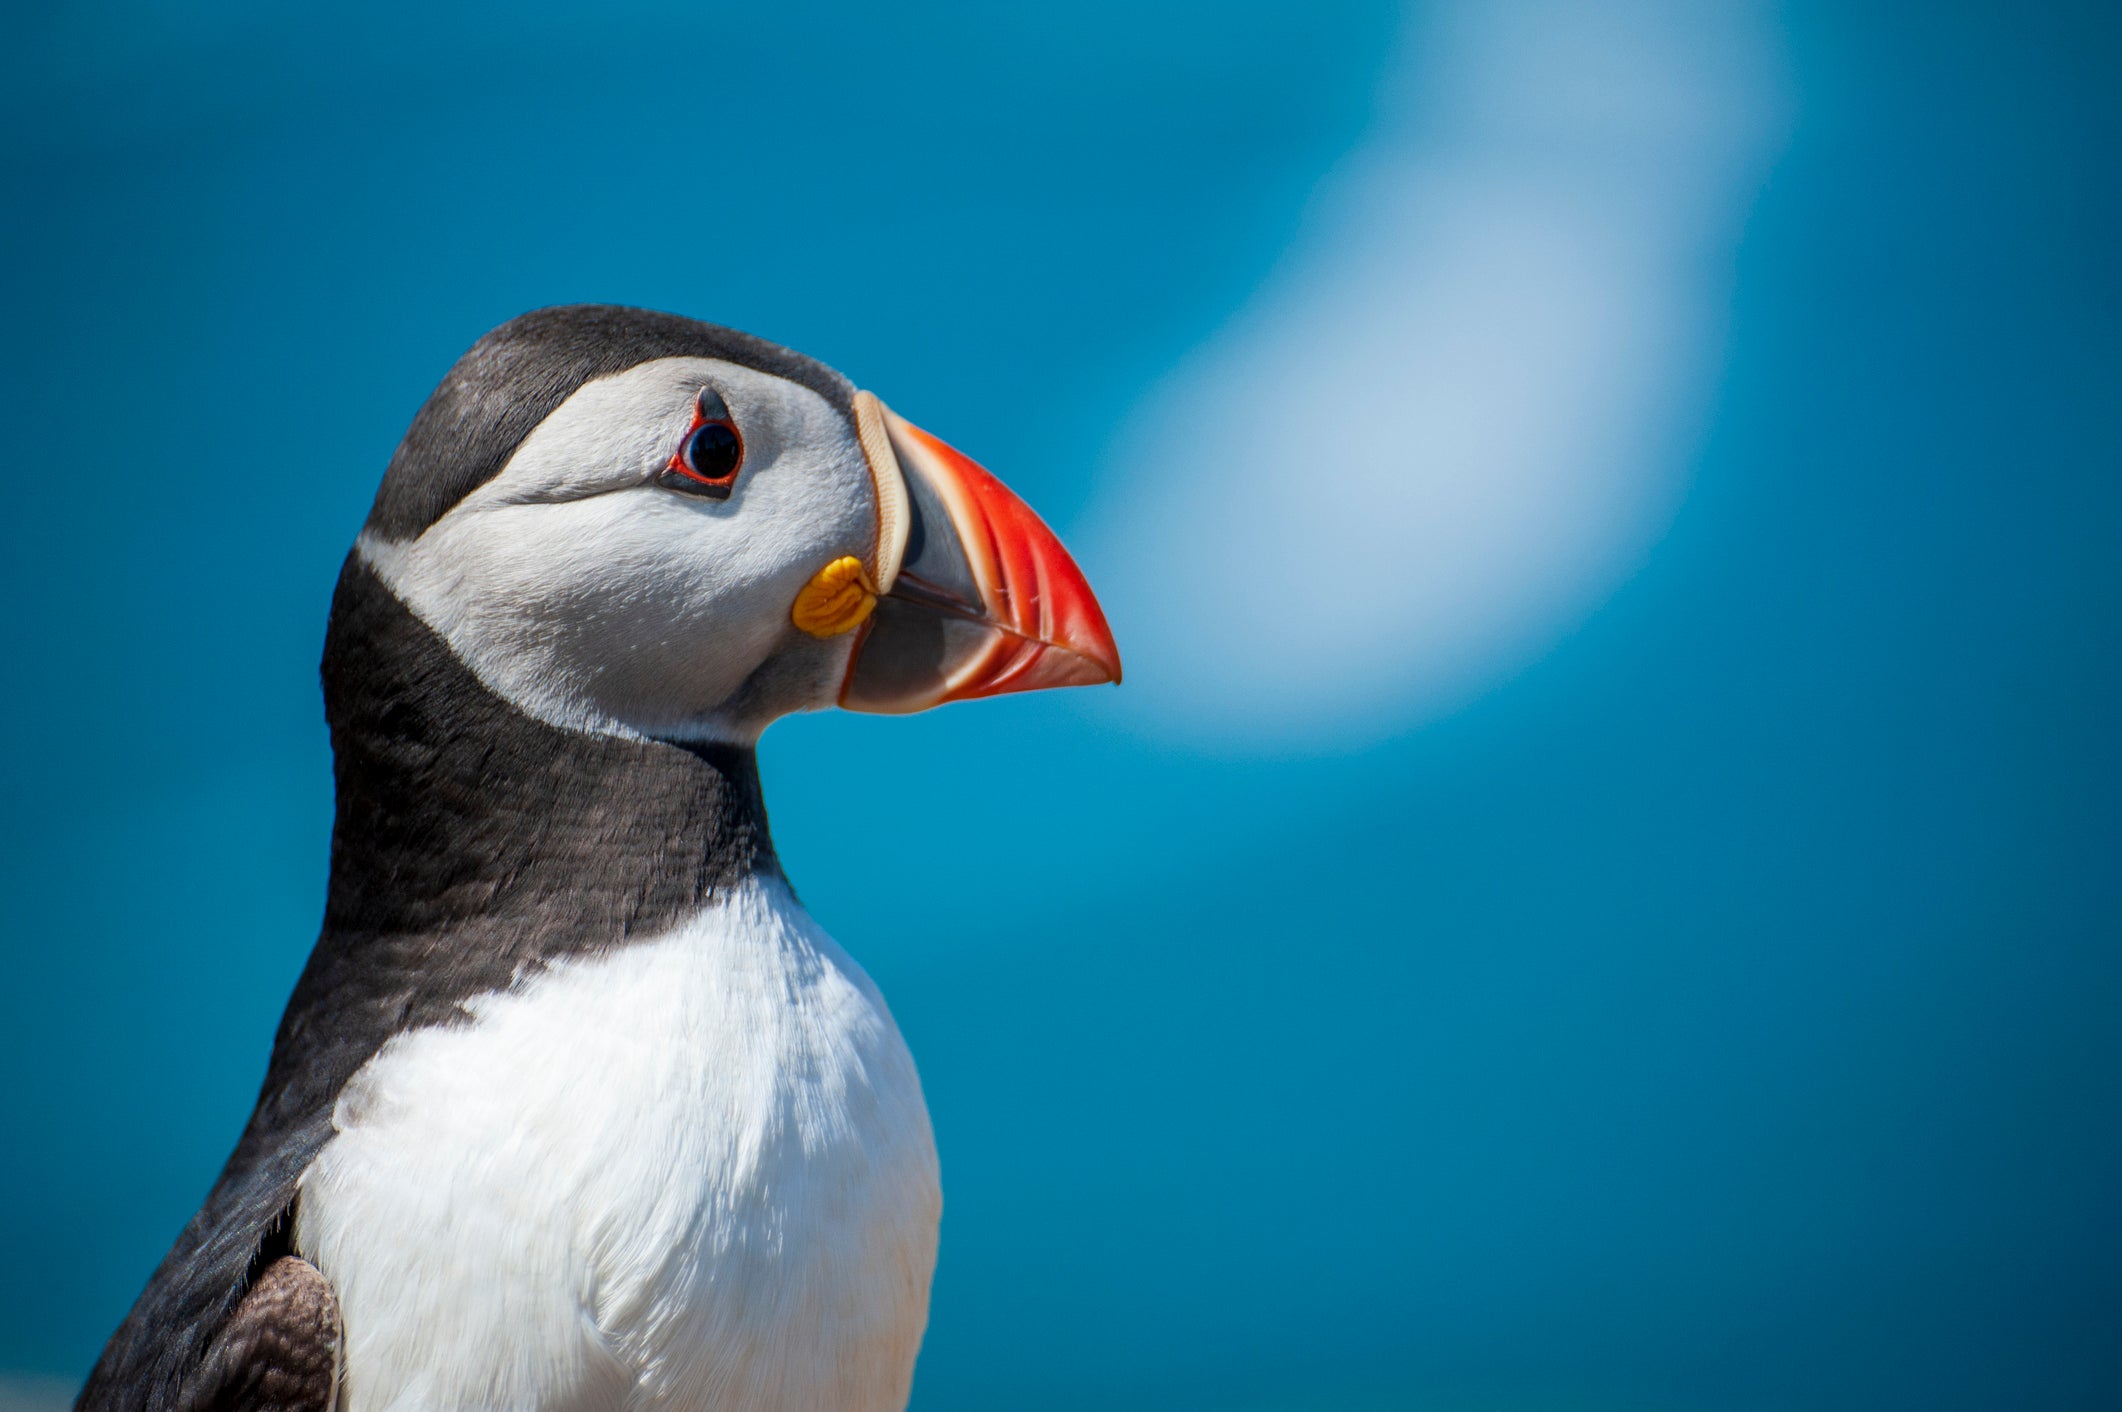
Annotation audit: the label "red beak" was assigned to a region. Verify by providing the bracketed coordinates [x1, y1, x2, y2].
[842, 396, 1121, 714]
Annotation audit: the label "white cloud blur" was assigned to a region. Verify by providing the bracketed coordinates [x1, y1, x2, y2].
[1084, 0, 1788, 748]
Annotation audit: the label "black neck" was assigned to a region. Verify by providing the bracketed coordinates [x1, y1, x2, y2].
[317, 553, 778, 946]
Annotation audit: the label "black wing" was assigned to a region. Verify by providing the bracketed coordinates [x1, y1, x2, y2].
[175, 1256, 342, 1412]
[75, 1114, 337, 1412]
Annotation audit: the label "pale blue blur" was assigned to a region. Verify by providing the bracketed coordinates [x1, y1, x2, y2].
[4, 2, 2118, 1408]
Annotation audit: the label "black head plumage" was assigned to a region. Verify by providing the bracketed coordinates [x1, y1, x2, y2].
[364, 304, 854, 542]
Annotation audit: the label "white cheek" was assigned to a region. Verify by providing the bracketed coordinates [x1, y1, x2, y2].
[363, 356, 880, 739]
[494, 375, 686, 497]
[365, 451, 874, 740]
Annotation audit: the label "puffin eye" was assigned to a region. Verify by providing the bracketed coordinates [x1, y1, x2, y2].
[659, 394, 745, 500]
[683, 423, 742, 481]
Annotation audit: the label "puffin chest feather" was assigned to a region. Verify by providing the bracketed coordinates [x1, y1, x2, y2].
[295, 875, 941, 1412]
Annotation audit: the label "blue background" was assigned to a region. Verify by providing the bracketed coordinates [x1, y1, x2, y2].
[4, 2, 2118, 1408]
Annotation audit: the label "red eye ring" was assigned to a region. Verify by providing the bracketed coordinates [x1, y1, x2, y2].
[660, 393, 744, 499]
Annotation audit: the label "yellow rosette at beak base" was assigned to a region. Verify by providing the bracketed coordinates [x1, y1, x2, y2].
[791, 556, 878, 638]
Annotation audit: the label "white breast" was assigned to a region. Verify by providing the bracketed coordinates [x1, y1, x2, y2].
[295, 875, 941, 1412]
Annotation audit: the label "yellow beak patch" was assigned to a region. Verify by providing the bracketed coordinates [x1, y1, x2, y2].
[791, 555, 878, 638]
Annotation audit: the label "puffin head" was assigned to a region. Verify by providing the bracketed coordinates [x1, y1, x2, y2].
[355, 305, 1119, 745]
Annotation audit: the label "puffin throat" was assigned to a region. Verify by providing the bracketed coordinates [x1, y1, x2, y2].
[315, 554, 779, 949]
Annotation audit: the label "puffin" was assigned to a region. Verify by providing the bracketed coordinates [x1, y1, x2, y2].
[77, 305, 1120, 1412]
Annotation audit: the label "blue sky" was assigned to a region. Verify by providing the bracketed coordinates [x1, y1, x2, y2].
[4, 2, 2118, 1408]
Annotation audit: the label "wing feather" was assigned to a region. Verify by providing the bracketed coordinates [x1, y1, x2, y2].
[176, 1257, 342, 1412]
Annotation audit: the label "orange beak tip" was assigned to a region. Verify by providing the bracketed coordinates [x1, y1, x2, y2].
[842, 400, 1123, 712]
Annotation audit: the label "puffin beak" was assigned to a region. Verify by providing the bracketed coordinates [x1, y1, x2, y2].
[842, 392, 1121, 714]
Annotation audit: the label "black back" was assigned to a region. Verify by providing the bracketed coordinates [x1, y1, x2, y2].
[78, 307, 808, 1411]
